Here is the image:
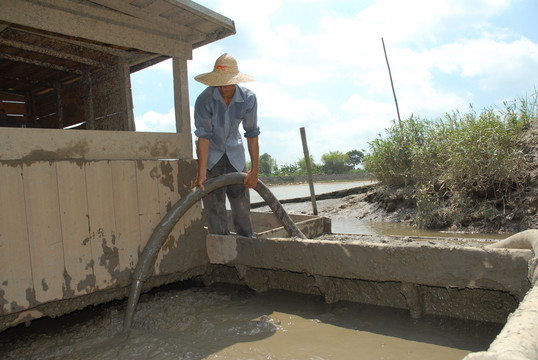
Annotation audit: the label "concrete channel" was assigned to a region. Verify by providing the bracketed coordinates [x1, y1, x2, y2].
[2, 172, 537, 358]
[204, 229, 538, 359]
[124, 172, 538, 359]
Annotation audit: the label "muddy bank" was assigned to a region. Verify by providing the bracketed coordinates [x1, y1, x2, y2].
[258, 118, 537, 235]
[258, 178, 536, 235]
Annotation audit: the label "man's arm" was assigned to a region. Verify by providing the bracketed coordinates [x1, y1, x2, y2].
[194, 137, 210, 191]
[244, 136, 259, 188]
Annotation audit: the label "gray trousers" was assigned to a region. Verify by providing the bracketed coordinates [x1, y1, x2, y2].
[203, 154, 253, 237]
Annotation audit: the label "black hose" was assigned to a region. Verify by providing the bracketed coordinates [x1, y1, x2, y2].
[123, 173, 306, 328]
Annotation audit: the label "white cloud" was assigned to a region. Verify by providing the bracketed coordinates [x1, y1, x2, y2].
[429, 37, 538, 86]
[276, 23, 302, 40]
[132, 0, 537, 165]
[248, 82, 331, 124]
[341, 94, 396, 130]
[135, 108, 176, 132]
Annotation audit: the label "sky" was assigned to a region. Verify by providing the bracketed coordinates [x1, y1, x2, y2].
[131, 0, 538, 167]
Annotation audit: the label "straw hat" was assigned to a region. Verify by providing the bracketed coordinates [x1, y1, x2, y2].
[194, 53, 255, 86]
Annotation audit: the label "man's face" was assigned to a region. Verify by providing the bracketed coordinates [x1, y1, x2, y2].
[218, 85, 235, 99]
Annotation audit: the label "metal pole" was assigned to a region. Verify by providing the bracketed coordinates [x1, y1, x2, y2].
[382, 37, 401, 127]
[300, 127, 318, 215]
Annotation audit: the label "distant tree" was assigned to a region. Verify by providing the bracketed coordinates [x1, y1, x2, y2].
[259, 153, 277, 175]
[278, 163, 300, 176]
[321, 151, 349, 174]
[297, 155, 320, 174]
[347, 149, 364, 169]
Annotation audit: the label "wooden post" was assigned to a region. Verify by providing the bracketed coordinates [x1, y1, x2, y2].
[118, 58, 135, 131]
[83, 73, 95, 130]
[173, 57, 193, 159]
[25, 91, 37, 128]
[54, 82, 63, 129]
[300, 127, 318, 215]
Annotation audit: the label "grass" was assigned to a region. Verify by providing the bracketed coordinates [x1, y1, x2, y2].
[363, 92, 537, 229]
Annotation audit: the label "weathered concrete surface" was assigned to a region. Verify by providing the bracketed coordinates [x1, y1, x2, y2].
[229, 211, 331, 238]
[0, 158, 206, 332]
[203, 264, 519, 323]
[205, 234, 533, 324]
[489, 229, 538, 284]
[464, 229, 538, 360]
[0, 127, 193, 161]
[206, 235, 532, 300]
[463, 284, 538, 360]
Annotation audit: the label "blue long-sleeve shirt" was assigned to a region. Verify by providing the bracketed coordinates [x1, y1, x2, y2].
[194, 85, 260, 171]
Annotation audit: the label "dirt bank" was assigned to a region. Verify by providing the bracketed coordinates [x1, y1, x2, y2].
[266, 118, 537, 235]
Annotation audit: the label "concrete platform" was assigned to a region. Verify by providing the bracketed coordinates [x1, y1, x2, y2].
[206, 233, 532, 324]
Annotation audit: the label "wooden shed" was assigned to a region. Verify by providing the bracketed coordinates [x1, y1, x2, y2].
[0, 0, 234, 331]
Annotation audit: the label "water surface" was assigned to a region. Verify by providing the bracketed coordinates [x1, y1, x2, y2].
[0, 284, 501, 360]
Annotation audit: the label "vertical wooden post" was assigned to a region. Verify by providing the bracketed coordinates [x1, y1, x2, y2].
[54, 82, 63, 129]
[173, 57, 193, 159]
[118, 58, 135, 131]
[300, 127, 318, 215]
[25, 91, 37, 128]
[83, 72, 95, 130]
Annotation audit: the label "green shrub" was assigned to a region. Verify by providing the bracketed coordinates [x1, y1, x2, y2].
[364, 92, 536, 229]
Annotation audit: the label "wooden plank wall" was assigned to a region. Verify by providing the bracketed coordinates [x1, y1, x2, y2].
[0, 159, 205, 318]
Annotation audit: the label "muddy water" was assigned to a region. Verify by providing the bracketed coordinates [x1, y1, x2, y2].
[331, 219, 510, 240]
[249, 180, 375, 203]
[250, 181, 510, 240]
[0, 284, 501, 360]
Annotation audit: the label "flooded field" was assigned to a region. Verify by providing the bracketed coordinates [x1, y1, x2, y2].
[0, 283, 502, 360]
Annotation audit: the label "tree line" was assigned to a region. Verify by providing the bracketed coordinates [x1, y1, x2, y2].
[255, 149, 366, 176]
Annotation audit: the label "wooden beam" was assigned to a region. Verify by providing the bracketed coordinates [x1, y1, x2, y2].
[0, 73, 52, 89]
[129, 55, 169, 74]
[15, 27, 128, 58]
[88, 0, 203, 42]
[163, 0, 235, 30]
[0, 53, 85, 75]
[0, 0, 192, 58]
[0, 38, 108, 68]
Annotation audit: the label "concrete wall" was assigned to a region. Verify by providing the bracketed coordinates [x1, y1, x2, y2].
[206, 235, 533, 323]
[0, 128, 206, 331]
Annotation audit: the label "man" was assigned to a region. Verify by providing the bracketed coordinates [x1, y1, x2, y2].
[193, 53, 260, 237]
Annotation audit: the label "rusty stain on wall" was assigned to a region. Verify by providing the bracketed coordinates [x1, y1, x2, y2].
[62, 269, 75, 299]
[25, 288, 36, 308]
[136, 160, 144, 171]
[0, 290, 7, 314]
[41, 279, 48, 292]
[139, 140, 173, 158]
[160, 162, 174, 192]
[21, 139, 91, 163]
[99, 236, 120, 277]
[77, 274, 97, 293]
[177, 160, 197, 194]
[150, 165, 159, 180]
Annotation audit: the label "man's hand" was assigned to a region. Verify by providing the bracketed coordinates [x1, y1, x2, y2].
[194, 137, 210, 192]
[193, 174, 207, 191]
[243, 170, 258, 189]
